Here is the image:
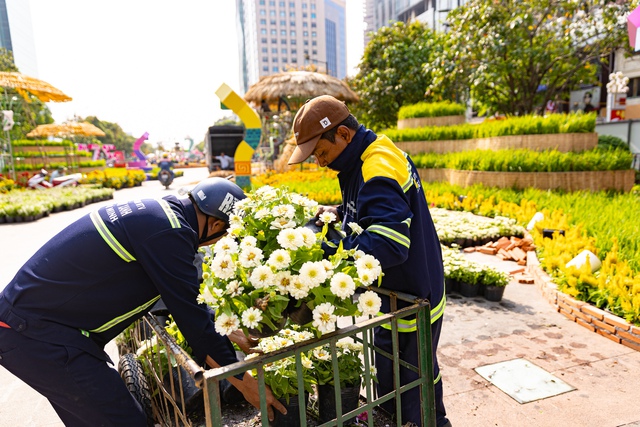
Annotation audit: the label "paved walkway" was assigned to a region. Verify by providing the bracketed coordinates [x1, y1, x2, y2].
[1, 170, 639, 426]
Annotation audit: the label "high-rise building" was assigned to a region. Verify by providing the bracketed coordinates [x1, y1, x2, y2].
[365, 0, 469, 34]
[0, 0, 38, 76]
[236, 0, 347, 94]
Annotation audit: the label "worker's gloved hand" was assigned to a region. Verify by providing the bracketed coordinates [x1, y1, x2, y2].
[228, 329, 262, 355]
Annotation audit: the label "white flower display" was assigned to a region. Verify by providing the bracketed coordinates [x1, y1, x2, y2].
[199, 186, 383, 338]
[347, 222, 364, 235]
[357, 291, 382, 316]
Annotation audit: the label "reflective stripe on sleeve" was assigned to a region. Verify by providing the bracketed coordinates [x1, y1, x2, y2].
[90, 210, 137, 262]
[367, 224, 410, 249]
[158, 200, 181, 229]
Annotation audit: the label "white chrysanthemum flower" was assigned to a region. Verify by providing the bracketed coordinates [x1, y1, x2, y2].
[320, 259, 335, 278]
[272, 204, 296, 219]
[319, 211, 337, 224]
[211, 254, 236, 280]
[347, 222, 364, 235]
[299, 261, 327, 288]
[353, 250, 366, 260]
[254, 208, 271, 220]
[288, 277, 310, 299]
[277, 228, 304, 250]
[357, 291, 382, 316]
[199, 285, 217, 305]
[273, 271, 293, 295]
[312, 347, 332, 361]
[276, 337, 294, 348]
[214, 312, 240, 336]
[329, 272, 356, 299]
[267, 249, 291, 270]
[290, 193, 318, 208]
[296, 330, 315, 341]
[298, 227, 317, 247]
[301, 355, 313, 369]
[228, 224, 243, 237]
[239, 247, 264, 268]
[249, 265, 274, 289]
[239, 235, 258, 250]
[228, 214, 243, 227]
[312, 302, 337, 334]
[369, 365, 377, 377]
[270, 217, 296, 230]
[232, 198, 251, 214]
[261, 340, 278, 353]
[355, 254, 381, 274]
[225, 280, 244, 297]
[255, 185, 275, 195]
[358, 269, 377, 286]
[214, 236, 238, 254]
[241, 307, 263, 329]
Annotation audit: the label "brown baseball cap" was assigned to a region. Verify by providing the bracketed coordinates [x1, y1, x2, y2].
[288, 95, 351, 165]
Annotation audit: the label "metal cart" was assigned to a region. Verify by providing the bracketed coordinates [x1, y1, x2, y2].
[117, 288, 437, 427]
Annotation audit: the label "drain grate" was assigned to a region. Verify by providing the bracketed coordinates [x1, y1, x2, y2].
[474, 358, 575, 404]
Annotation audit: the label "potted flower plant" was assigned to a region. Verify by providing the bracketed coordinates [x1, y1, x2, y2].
[245, 327, 317, 426]
[311, 338, 375, 424]
[198, 185, 383, 339]
[480, 267, 510, 302]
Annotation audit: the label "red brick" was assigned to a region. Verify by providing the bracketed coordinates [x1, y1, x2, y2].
[596, 328, 621, 344]
[582, 305, 605, 321]
[509, 267, 525, 275]
[463, 247, 476, 253]
[620, 339, 640, 352]
[559, 308, 576, 322]
[478, 247, 497, 255]
[617, 329, 640, 345]
[603, 314, 630, 331]
[592, 318, 617, 334]
[558, 300, 574, 314]
[576, 318, 596, 332]
[558, 295, 584, 310]
[630, 325, 640, 336]
[573, 310, 592, 323]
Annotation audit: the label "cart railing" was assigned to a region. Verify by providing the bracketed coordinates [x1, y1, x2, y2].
[126, 287, 436, 427]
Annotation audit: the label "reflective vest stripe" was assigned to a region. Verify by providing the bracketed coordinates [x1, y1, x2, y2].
[90, 211, 136, 262]
[159, 200, 181, 229]
[434, 371, 441, 385]
[379, 293, 446, 331]
[89, 296, 161, 333]
[367, 224, 410, 248]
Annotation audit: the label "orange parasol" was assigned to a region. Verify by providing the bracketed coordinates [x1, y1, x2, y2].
[0, 72, 72, 103]
[26, 122, 106, 138]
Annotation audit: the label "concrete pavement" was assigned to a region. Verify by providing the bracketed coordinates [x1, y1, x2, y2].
[2, 167, 640, 426]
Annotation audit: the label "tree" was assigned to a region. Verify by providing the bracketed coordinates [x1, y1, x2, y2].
[426, 0, 637, 116]
[83, 116, 137, 155]
[350, 21, 441, 131]
[0, 48, 53, 141]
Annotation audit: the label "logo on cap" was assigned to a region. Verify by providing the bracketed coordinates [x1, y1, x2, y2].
[319, 117, 332, 128]
[197, 190, 207, 200]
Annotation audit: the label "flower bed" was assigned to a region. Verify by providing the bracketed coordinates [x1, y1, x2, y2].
[0, 186, 114, 223]
[431, 207, 525, 246]
[81, 168, 147, 189]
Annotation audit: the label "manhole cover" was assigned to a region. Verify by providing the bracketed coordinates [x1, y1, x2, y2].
[474, 358, 575, 404]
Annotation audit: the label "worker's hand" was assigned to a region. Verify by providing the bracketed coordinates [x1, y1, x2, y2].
[205, 356, 286, 421]
[314, 205, 339, 227]
[228, 329, 262, 355]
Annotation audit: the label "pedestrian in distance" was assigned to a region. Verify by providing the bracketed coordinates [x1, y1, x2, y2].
[287, 95, 451, 427]
[0, 177, 286, 426]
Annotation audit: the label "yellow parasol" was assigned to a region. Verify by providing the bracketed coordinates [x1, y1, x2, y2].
[26, 122, 105, 138]
[0, 71, 72, 103]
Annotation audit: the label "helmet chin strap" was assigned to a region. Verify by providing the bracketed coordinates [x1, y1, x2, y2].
[199, 216, 227, 245]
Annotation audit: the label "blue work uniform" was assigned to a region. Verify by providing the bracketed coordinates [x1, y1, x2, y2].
[322, 126, 448, 427]
[0, 196, 238, 426]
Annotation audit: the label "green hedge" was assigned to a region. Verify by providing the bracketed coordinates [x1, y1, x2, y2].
[13, 151, 92, 158]
[398, 101, 466, 119]
[12, 139, 74, 147]
[385, 113, 596, 142]
[5, 160, 106, 172]
[413, 147, 632, 172]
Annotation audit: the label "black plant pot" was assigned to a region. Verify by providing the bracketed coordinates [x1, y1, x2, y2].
[484, 285, 506, 302]
[317, 381, 361, 424]
[286, 300, 313, 325]
[459, 282, 478, 298]
[445, 278, 459, 295]
[269, 393, 308, 427]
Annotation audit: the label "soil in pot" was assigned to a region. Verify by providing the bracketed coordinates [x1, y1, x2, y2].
[484, 285, 506, 302]
[269, 393, 309, 427]
[317, 381, 361, 425]
[459, 281, 478, 297]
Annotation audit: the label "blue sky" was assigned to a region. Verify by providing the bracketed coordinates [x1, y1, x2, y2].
[28, 0, 364, 148]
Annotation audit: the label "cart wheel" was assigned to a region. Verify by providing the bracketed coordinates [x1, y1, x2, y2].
[118, 353, 154, 427]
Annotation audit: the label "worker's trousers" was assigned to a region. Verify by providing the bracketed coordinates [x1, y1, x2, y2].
[0, 326, 147, 427]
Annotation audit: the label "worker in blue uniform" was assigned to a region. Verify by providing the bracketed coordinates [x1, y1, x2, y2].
[0, 177, 286, 426]
[288, 95, 450, 427]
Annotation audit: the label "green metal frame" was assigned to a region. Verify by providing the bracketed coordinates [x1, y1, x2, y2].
[128, 287, 437, 427]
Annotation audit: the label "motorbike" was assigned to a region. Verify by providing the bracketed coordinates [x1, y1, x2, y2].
[158, 169, 174, 189]
[27, 169, 82, 190]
